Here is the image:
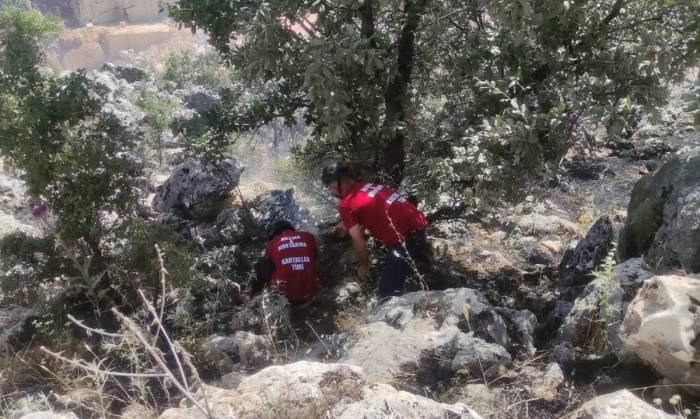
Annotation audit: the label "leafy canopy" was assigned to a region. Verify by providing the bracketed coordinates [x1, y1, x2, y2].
[170, 0, 698, 200]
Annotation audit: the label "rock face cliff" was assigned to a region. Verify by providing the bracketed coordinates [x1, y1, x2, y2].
[33, 0, 171, 27]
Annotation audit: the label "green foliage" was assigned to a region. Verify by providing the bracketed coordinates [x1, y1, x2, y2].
[160, 51, 236, 91]
[585, 254, 622, 353]
[0, 72, 136, 249]
[0, 6, 61, 89]
[111, 219, 200, 289]
[134, 87, 178, 163]
[170, 0, 699, 202]
[409, 0, 698, 206]
[0, 7, 135, 274]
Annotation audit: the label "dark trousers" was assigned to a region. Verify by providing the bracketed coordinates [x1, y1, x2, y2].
[380, 230, 431, 299]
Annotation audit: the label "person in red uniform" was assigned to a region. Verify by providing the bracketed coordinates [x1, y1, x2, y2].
[252, 220, 320, 304]
[322, 163, 431, 299]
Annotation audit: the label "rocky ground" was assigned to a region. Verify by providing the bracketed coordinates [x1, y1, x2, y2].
[0, 64, 699, 419]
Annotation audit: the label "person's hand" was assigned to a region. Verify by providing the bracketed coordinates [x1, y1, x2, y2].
[332, 222, 348, 238]
[356, 264, 369, 283]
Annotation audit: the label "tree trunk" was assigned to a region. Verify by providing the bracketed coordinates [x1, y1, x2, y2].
[381, 0, 426, 185]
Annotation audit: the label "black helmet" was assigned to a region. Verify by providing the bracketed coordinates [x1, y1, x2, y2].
[267, 220, 295, 240]
[321, 163, 354, 186]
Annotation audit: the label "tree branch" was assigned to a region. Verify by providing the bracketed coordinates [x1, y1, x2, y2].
[602, 0, 627, 25]
[359, 0, 378, 49]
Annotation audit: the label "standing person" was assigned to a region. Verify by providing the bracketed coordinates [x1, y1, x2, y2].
[251, 220, 321, 304]
[322, 163, 430, 299]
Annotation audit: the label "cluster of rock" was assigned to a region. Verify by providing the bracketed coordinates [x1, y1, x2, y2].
[549, 147, 700, 405]
[615, 148, 700, 398]
[171, 288, 547, 418]
[151, 158, 315, 249]
[163, 362, 483, 419]
[147, 280, 688, 419]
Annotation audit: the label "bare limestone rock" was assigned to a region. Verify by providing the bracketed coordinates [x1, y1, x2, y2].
[20, 412, 79, 419]
[0, 174, 42, 239]
[0, 306, 35, 352]
[230, 293, 295, 344]
[101, 63, 147, 83]
[250, 188, 316, 237]
[338, 289, 536, 384]
[159, 361, 481, 419]
[152, 159, 243, 220]
[233, 331, 270, 369]
[558, 215, 614, 294]
[528, 363, 565, 401]
[569, 390, 673, 419]
[176, 86, 221, 112]
[607, 258, 655, 357]
[619, 275, 700, 396]
[618, 147, 700, 272]
[451, 338, 512, 373]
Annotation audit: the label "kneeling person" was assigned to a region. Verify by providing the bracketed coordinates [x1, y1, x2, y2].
[252, 220, 320, 304]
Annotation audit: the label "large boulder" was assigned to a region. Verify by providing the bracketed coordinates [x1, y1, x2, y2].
[569, 390, 673, 418]
[551, 276, 622, 364]
[152, 159, 243, 220]
[618, 147, 700, 272]
[215, 207, 257, 244]
[177, 86, 221, 112]
[558, 215, 614, 296]
[607, 258, 655, 357]
[250, 189, 316, 236]
[0, 306, 35, 352]
[619, 274, 700, 396]
[338, 289, 536, 385]
[159, 361, 481, 419]
[101, 63, 147, 83]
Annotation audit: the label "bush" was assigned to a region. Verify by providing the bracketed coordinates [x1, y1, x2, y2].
[110, 219, 200, 290]
[1, 7, 136, 278]
[160, 51, 236, 91]
[134, 87, 179, 164]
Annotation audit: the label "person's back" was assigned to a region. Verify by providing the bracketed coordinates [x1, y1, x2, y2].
[322, 163, 432, 299]
[339, 181, 427, 246]
[264, 229, 320, 303]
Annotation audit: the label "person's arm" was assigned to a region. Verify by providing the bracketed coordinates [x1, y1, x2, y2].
[348, 224, 369, 282]
[252, 256, 275, 295]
